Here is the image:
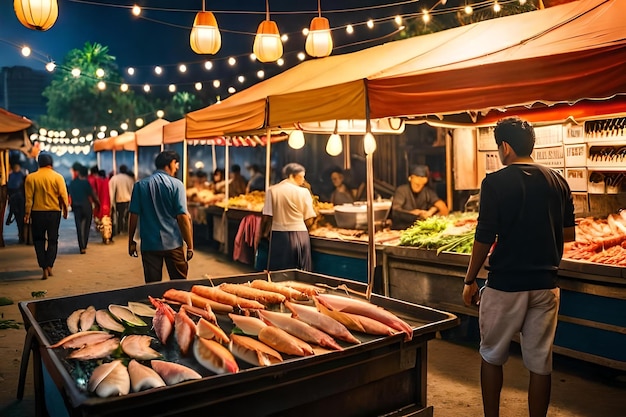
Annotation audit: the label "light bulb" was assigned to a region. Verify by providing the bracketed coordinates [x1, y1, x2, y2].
[363, 132, 377, 155]
[288, 130, 305, 149]
[326, 134, 342, 156]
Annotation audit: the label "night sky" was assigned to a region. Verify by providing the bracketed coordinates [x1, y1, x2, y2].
[1, 0, 423, 94]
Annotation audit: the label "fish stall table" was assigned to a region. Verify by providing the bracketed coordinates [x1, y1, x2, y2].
[382, 245, 626, 371]
[18, 269, 458, 417]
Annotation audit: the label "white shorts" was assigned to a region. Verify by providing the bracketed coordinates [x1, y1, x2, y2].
[479, 286, 560, 375]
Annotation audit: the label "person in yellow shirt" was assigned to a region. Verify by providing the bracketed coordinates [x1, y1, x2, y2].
[24, 153, 69, 280]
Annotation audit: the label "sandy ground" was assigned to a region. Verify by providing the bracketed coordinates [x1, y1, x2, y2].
[1, 214, 625, 416]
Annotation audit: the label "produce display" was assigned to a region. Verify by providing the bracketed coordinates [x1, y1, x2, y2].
[563, 212, 626, 266]
[399, 213, 478, 254]
[215, 190, 265, 211]
[44, 281, 414, 399]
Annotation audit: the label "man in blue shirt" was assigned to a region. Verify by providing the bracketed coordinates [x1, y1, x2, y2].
[128, 151, 194, 283]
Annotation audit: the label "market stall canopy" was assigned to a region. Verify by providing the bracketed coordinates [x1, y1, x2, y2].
[0, 107, 33, 152]
[93, 132, 136, 152]
[163, 118, 185, 144]
[186, 0, 626, 137]
[169, 116, 288, 146]
[135, 118, 169, 147]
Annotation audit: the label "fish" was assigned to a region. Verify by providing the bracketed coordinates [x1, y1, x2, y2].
[191, 285, 265, 310]
[67, 337, 120, 360]
[219, 283, 286, 305]
[227, 313, 267, 336]
[88, 360, 130, 398]
[120, 335, 162, 360]
[257, 326, 314, 357]
[196, 317, 230, 344]
[150, 360, 202, 386]
[175, 307, 197, 355]
[285, 301, 360, 344]
[229, 334, 283, 366]
[128, 359, 166, 392]
[258, 310, 342, 350]
[95, 309, 125, 333]
[249, 280, 308, 301]
[66, 308, 85, 334]
[316, 302, 397, 338]
[79, 305, 97, 332]
[181, 303, 216, 324]
[149, 296, 176, 344]
[193, 338, 239, 374]
[127, 302, 156, 318]
[276, 281, 325, 296]
[315, 294, 413, 341]
[48, 330, 114, 349]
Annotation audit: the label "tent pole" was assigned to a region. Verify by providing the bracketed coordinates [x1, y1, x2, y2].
[211, 144, 217, 173]
[365, 150, 375, 301]
[445, 130, 453, 210]
[265, 128, 271, 191]
[112, 150, 117, 175]
[183, 138, 188, 187]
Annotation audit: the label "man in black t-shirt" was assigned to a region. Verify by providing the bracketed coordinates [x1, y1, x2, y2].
[462, 117, 576, 417]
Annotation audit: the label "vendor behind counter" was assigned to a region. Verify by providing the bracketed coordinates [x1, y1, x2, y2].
[391, 165, 449, 230]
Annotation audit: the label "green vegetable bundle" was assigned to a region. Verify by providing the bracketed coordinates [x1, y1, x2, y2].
[399, 213, 478, 254]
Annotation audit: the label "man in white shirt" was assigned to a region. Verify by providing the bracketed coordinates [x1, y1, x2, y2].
[109, 165, 135, 235]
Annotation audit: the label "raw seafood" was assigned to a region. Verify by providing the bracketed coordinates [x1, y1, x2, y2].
[277, 281, 325, 296]
[162, 288, 192, 305]
[79, 305, 96, 332]
[315, 294, 413, 341]
[229, 334, 283, 366]
[109, 304, 147, 327]
[191, 285, 265, 310]
[127, 301, 156, 317]
[227, 313, 267, 336]
[149, 296, 176, 344]
[219, 283, 286, 305]
[196, 317, 230, 344]
[150, 360, 202, 385]
[128, 359, 165, 392]
[316, 301, 397, 337]
[95, 309, 125, 333]
[67, 337, 120, 360]
[259, 310, 342, 350]
[257, 326, 314, 357]
[120, 335, 161, 360]
[249, 280, 308, 301]
[88, 360, 130, 398]
[193, 338, 239, 374]
[66, 308, 85, 334]
[181, 303, 216, 324]
[175, 307, 196, 355]
[48, 330, 114, 349]
[285, 301, 360, 344]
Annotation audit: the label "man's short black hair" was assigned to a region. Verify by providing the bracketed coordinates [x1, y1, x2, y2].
[90, 165, 99, 175]
[155, 151, 180, 170]
[231, 164, 241, 174]
[119, 164, 128, 174]
[494, 117, 535, 157]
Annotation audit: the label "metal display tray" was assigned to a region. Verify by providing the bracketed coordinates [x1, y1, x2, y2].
[19, 269, 458, 417]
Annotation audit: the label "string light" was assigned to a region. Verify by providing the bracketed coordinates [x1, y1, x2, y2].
[228, 57, 236, 66]
[168, 84, 177, 92]
[120, 83, 129, 92]
[154, 66, 163, 75]
[195, 82, 202, 90]
[127, 67, 135, 76]
[21, 46, 31, 57]
[464, 5, 473, 14]
[178, 64, 187, 73]
[132, 5, 141, 16]
[45, 62, 56, 72]
[366, 19, 374, 29]
[143, 84, 151, 92]
[346, 24, 354, 34]
[422, 10, 430, 23]
[213, 80, 221, 88]
[71, 68, 81, 77]
[493, 1, 501, 12]
[204, 61, 213, 70]
[95, 68, 105, 77]
[97, 81, 106, 90]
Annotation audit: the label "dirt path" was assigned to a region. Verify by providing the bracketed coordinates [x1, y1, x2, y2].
[1, 215, 624, 416]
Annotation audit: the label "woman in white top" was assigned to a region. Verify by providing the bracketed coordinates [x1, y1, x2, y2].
[261, 163, 316, 271]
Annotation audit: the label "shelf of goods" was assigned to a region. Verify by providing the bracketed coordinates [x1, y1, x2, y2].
[309, 211, 626, 370]
[18, 270, 457, 417]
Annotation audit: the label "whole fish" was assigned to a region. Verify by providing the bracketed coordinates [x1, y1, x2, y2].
[67, 337, 120, 360]
[257, 326, 314, 357]
[315, 294, 413, 341]
[149, 296, 176, 344]
[259, 310, 342, 350]
[285, 301, 360, 344]
[229, 334, 283, 366]
[48, 330, 114, 349]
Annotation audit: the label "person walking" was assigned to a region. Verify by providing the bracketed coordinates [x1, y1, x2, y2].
[6, 162, 27, 243]
[108, 164, 134, 235]
[24, 153, 69, 280]
[88, 166, 112, 244]
[462, 117, 576, 417]
[69, 165, 100, 254]
[260, 163, 316, 271]
[128, 151, 193, 283]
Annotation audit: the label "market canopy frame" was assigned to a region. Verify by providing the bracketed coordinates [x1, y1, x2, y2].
[186, 0, 626, 137]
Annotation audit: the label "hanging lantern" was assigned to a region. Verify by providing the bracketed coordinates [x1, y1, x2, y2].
[253, 1, 282, 63]
[305, 1, 333, 58]
[288, 130, 305, 149]
[326, 120, 342, 156]
[363, 132, 377, 155]
[190, 6, 221, 55]
[14, 0, 58, 31]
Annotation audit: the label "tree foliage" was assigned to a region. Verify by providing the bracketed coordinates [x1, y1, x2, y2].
[39, 42, 201, 133]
